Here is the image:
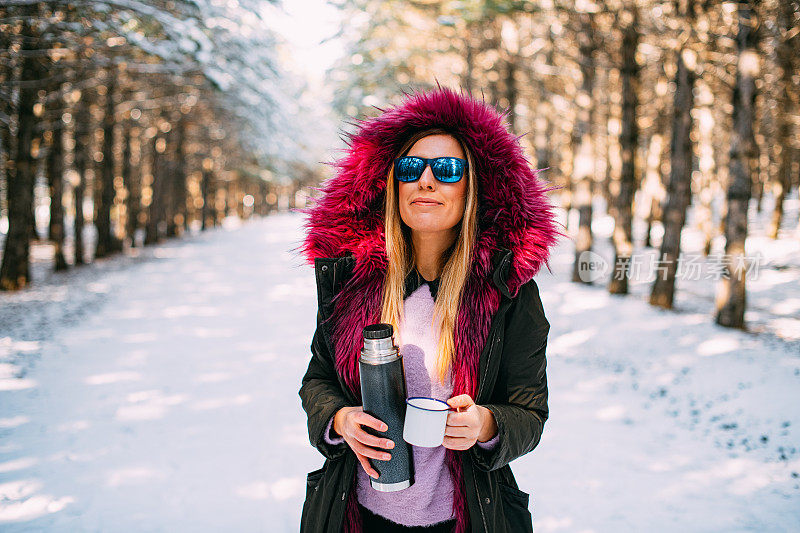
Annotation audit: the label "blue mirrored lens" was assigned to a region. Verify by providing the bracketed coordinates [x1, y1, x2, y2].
[432, 158, 465, 182]
[395, 157, 424, 182]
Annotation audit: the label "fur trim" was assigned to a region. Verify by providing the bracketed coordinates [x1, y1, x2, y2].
[292, 86, 566, 533]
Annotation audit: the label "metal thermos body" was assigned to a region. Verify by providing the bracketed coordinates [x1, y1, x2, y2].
[358, 323, 414, 492]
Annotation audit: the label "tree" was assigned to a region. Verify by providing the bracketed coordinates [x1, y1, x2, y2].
[608, 8, 640, 295]
[716, 0, 760, 329]
[650, 0, 698, 309]
[0, 5, 45, 289]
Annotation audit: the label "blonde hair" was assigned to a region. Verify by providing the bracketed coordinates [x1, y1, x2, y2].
[380, 129, 479, 384]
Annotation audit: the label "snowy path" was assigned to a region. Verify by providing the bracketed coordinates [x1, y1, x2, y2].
[1, 212, 798, 532]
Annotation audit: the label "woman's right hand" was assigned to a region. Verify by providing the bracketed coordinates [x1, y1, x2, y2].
[332, 406, 395, 479]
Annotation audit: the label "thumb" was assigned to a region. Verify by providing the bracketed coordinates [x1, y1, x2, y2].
[447, 394, 474, 410]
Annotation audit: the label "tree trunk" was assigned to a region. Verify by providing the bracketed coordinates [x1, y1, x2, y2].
[47, 93, 68, 272]
[600, 66, 614, 212]
[609, 14, 639, 295]
[571, 13, 596, 284]
[145, 131, 162, 245]
[485, 19, 501, 106]
[95, 71, 118, 258]
[769, 0, 794, 239]
[505, 55, 517, 131]
[0, 11, 40, 290]
[167, 115, 187, 237]
[73, 87, 92, 266]
[201, 167, 213, 231]
[122, 121, 140, 248]
[534, 28, 556, 171]
[462, 21, 476, 96]
[716, 0, 758, 329]
[650, 8, 697, 309]
[213, 173, 223, 224]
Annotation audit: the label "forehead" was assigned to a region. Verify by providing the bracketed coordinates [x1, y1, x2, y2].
[406, 134, 465, 158]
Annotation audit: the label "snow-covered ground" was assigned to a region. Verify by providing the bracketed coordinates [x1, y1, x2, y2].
[1, 198, 798, 531]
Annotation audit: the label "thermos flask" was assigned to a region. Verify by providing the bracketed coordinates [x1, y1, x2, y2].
[359, 323, 414, 492]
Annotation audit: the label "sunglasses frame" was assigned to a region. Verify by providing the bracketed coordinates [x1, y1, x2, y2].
[393, 156, 468, 184]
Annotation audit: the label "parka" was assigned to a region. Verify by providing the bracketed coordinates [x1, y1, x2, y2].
[294, 86, 566, 533]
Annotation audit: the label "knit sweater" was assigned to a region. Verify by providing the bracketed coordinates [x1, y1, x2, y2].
[324, 280, 499, 527]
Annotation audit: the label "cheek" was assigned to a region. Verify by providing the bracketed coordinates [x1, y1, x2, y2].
[448, 184, 467, 213]
[398, 183, 413, 202]
[397, 184, 411, 217]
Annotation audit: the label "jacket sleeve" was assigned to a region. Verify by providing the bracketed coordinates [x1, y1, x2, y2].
[470, 279, 550, 472]
[298, 308, 352, 460]
[323, 413, 346, 445]
[476, 432, 499, 450]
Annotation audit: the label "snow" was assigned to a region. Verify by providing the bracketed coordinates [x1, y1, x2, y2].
[1, 199, 798, 530]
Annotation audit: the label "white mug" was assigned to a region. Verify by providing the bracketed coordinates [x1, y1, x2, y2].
[403, 397, 450, 447]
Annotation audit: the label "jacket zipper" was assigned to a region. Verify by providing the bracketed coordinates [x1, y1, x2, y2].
[328, 261, 354, 403]
[318, 258, 359, 406]
[473, 463, 489, 531]
[477, 252, 511, 403]
[476, 330, 498, 404]
[473, 253, 510, 531]
[472, 333, 495, 533]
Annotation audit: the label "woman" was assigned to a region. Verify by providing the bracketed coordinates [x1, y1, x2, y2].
[296, 86, 564, 533]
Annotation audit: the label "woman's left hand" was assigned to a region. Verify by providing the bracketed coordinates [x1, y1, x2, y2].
[443, 394, 498, 450]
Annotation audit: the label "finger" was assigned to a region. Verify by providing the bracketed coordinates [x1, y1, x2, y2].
[354, 427, 395, 450]
[444, 425, 473, 439]
[446, 394, 474, 409]
[352, 440, 392, 462]
[357, 412, 388, 433]
[355, 452, 380, 479]
[446, 411, 472, 427]
[442, 436, 471, 450]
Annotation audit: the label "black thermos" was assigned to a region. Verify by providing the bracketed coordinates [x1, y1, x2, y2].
[359, 323, 414, 491]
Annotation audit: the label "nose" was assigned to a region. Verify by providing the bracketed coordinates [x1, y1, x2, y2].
[418, 164, 435, 190]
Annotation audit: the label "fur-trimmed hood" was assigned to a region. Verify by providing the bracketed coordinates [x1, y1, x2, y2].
[296, 85, 564, 297]
[293, 86, 564, 533]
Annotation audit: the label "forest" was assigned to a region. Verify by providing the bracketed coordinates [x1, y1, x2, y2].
[0, 0, 319, 288]
[2, 0, 799, 333]
[325, 0, 799, 331]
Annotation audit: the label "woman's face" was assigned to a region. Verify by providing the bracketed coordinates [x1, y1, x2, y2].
[397, 134, 468, 236]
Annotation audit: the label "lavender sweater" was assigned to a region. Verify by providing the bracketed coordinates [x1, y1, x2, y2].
[323, 282, 499, 527]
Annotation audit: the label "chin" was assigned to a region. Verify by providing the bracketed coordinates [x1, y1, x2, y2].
[406, 220, 458, 233]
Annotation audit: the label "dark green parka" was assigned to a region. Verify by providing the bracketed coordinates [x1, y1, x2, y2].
[299, 249, 550, 532]
[294, 87, 562, 532]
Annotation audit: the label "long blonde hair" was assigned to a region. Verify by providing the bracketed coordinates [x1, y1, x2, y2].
[380, 129, 479, 384]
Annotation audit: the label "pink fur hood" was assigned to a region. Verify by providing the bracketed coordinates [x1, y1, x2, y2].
[296, 85, 564, 296]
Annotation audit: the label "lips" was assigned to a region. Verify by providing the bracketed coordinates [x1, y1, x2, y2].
[412, 199, 442, 205]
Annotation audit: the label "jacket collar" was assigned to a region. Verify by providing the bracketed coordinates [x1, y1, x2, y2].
[404, 267, 440, 301]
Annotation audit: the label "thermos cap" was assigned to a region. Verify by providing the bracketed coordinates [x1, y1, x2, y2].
[363, 323, 393, 340]
[360, 324, 399, 364]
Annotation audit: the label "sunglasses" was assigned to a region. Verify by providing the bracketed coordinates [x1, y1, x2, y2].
[393, 156, 468, 183]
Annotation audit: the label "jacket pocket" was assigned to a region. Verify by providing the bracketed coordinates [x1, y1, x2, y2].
[307, 465, 326, 492]
[301, 465, 327, 532]
[498, 481, 533, 533]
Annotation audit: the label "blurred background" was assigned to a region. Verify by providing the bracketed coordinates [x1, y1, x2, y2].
[1, 1, 799, 326]
[0, 1, 798, 531]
